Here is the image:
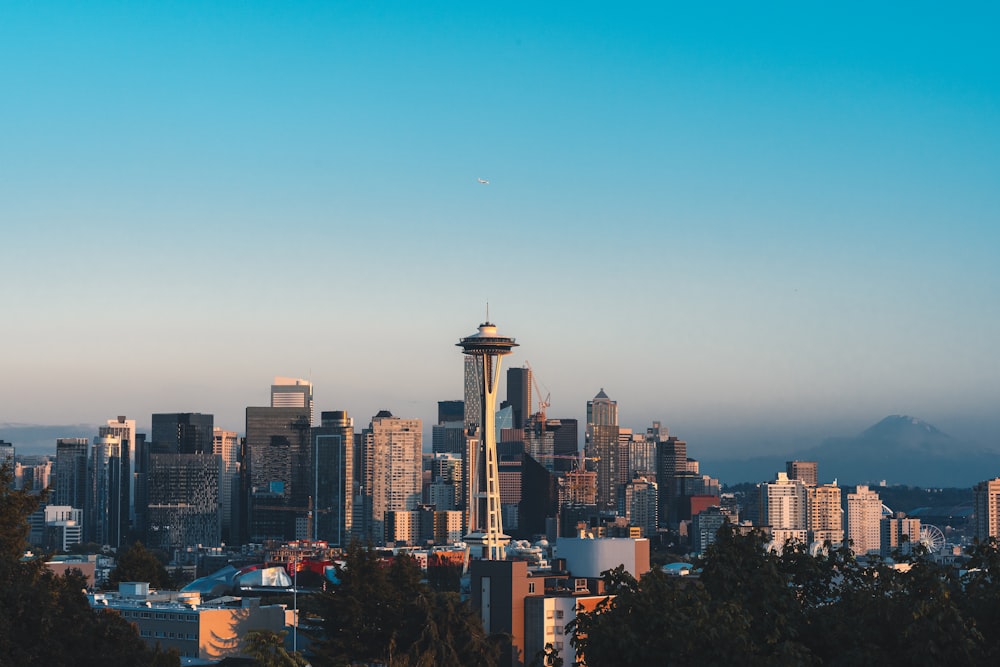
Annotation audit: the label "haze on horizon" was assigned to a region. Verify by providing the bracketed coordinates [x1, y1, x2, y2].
[2, 3, 998, 459]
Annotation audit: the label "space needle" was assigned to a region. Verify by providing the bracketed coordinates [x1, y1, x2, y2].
[458, 319, 518, 561]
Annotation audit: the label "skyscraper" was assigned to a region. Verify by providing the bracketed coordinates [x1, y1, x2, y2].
[807, 483, 843, 547]
[506, 366, 532, 430]
[586, 389, 619, 513]
[271, 377, 315, 426]
[145, 413, 220, 549]
[846, 485, 883, 556]
[759, 472, 808, 544]
[458, 320, 518, 560]
[311, 411, 355, 546]
[358, 411, 421, 545]
[245, 406, 311, 542]
[89, 435, 124, 548]
[54, 438, 89, 510]
[99, 416, 135, 535]
[213, 427, 240, 543]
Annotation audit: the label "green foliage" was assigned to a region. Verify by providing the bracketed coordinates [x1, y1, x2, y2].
[572, 523, 998, 666]
[108, 541, 174, 590]
[243, 629, 309, 667]
[0, 464, 179, 666]
[309, 542, 501, 667]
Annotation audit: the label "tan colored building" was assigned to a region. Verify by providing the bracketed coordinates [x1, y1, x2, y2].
[89, 582, 285, 662]
[807, 483, 844, 547]
[846, 485, 883, 556]
[974, 478, 1000, 542]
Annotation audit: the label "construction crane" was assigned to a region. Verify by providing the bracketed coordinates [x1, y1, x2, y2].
[523, 360, 550, 421]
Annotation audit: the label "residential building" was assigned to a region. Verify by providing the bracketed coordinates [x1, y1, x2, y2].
[974, 477, 1000, 542]
[846, 485, 883, 556]
[786, 460, 818, 487]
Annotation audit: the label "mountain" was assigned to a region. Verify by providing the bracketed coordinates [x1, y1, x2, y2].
[0, 423, 98, 455]
[705, 415, 1000, 488]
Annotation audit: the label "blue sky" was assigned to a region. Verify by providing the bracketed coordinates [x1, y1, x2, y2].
[2, 2, 998, 455]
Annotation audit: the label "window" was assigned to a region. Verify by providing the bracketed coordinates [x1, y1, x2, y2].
[528, 582, 535, 594]
[555, 610, 564, 619]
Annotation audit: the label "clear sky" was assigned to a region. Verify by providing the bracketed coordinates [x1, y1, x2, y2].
[2, 2, 998, 456]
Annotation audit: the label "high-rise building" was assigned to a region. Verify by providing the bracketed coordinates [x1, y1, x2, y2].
[437, 400, 464, 425]
[506, 366, 532, 430]
[807, 483, 843, 547]
[624, 477, 658, 537]
[846, 485, 883, 556]
[54, 438, 89, 510]
[586, 389, 619, 514]
[458, 320, 518, 561]
[152, 413, 214, 455]
[463, 357, 483, 434]
[213, 428, 240, 543]
[99, 416, 135, 535]
[551, 418, 579, 473]
[974, 477, 1000, 542]
[311, 411, 355, 546]
[89, 435, 125, 548]
[881, 512, 921, 557]
[145, 413, 219, 548]
[760, 472, 808, 545]
[271, 377, 314, 426]
[358, 411, 422, 545]
[786, 461, 818, 487]
[146, 451, 221, 550]
[656, 435, 687, 528]
[0, 441, 14, 471]
[245, 406, 311, 542]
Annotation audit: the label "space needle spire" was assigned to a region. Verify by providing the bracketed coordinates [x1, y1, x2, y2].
[458, 319, 518, 560]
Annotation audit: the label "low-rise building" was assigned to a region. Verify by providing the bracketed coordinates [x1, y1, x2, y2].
[88, 582, 286, 662]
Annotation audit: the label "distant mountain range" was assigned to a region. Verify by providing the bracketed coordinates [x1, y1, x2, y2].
[0, 423, 98, 454]
[704, 415, 1000, 489]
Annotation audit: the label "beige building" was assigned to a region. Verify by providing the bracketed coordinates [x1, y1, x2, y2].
[361, 412, 422, 544]
[846, 485, 883, 556]
[760, 472, 808, 534]
[89, 582, 286, 662]
[974, 478, 1000, 542]
[881, 512, 921, 557]
[807, 483, 844, 547]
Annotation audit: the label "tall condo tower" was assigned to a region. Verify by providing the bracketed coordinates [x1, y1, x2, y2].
[458, 320, 518, 560]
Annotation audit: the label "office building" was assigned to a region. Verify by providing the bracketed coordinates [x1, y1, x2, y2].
[54, 438, 89, 510]
[586, 389, 619, 513]
[99, 416, 135, 536]
[623, 476, 658, 537]
[846, 485, 883, 556]
[245, 405, 312, 542]
[89, 435, 125, 548]
[213, 428, 240, 543]
[146, 452, 221, 549]
[271, 376, 314, 425]
[786, 461, 818, 487]
[506, 366, 532, 430]
[551, 418, 579, 473]
[437, 400, 464, 425]
[311, 411, 355, 545]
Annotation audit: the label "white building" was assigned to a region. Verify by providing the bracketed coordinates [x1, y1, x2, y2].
[554, 537, 650, 579]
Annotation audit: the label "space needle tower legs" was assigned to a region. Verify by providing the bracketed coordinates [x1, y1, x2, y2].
[458, 320, 518, 561]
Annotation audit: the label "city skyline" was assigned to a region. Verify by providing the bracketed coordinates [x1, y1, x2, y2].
[3, 4, 998, 458]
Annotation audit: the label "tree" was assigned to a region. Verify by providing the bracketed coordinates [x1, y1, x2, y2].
[309, 541, 501, 666]
[108, 541, 174, 590]
[243, 630, 308, 667]
[0, 464, 179, 666]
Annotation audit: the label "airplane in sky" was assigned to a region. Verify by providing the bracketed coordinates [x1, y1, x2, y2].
[478, 178, 489, 185]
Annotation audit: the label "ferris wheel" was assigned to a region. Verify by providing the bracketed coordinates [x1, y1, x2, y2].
[919, 524, 946, 553]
